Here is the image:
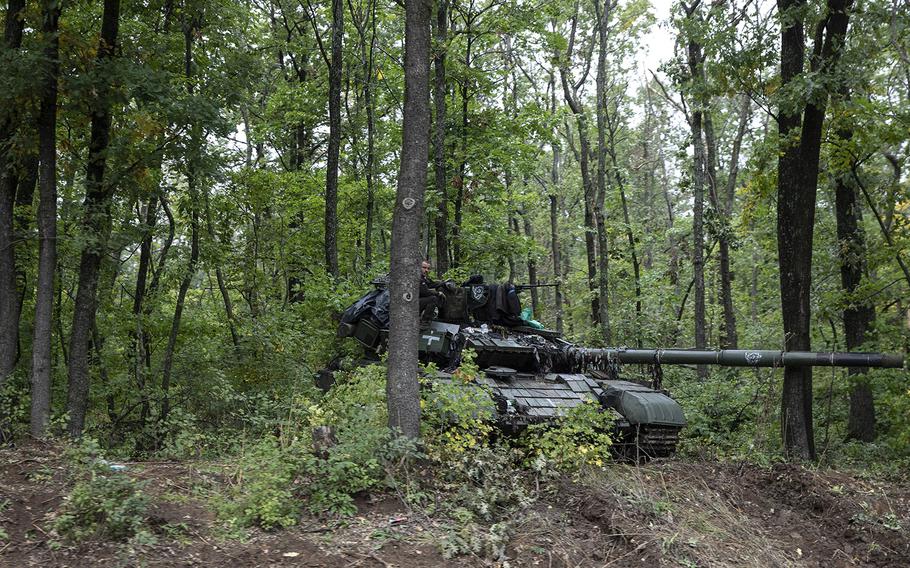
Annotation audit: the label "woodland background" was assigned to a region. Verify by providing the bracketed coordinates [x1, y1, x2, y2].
[1, 0, 910, 466]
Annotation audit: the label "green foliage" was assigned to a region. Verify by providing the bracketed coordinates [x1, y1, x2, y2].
[302, 364, 391, 515]
[421, 352, 495, 461]
[220, 438, 301, 530]
[50, 439, 152, 543]
[219, 364, 392, 525]
[672, 367, 781, 460]
[521, 401, 616, 472]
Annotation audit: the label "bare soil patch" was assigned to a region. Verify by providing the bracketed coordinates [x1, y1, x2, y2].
[1, 442, 908, 567]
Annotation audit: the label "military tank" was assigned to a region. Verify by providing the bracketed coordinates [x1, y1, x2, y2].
[328, 277, 904, 459]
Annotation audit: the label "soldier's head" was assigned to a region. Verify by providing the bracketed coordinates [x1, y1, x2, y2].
[421, 260, 431, 277]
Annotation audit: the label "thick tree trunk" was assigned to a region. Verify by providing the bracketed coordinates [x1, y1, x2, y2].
[777, 0, 850, 460]
[778, 0, 813, 460]
[0, 0, 27, 384]
[67, 0, 122, 437]
[387, 0, 431, 439]
[433, 0, 448, 275]
[30, 0, 61, 438]
[324, 0, 343, 278]
[836, 168, 875, 441]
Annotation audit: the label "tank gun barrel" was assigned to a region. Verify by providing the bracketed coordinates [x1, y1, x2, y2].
[568, 348, 904, 369]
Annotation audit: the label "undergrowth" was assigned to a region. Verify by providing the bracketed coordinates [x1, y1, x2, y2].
[49, 438, 153, 545]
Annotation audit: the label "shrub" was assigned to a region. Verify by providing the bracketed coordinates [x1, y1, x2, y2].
[220, 438, 302, 529]
[220, 363, 394, 525]
[51, 439, 151, 542]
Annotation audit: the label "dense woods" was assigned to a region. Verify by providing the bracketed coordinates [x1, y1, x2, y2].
[1, 0, 909, 464]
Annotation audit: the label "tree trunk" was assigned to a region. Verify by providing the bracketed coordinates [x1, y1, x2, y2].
[66, 0, 121, 437]
[324, 0, 343, 278]
[387, 0, 431, 439]
[549, 193, 563, 333]
[0, 0, 27, 385]
[560, 3, 600, 327]
[604, 92, 643, 347]
[161, 21, 201, 426]
[30, 0, 61, 438]
[833, 106, 876, 441]
[521, 211, 539, 315]
[716, 95, 750, 349]
[132, 197, 157, 432]
[777, 0, 850, 460]
[613, 155, 642, 347]
[548, 70, 564, 334]
[433, 0, 449, 276]
[364, 0, 377, 268]
[453, 20, 471, 270]
[593, 0, 613, 344]
[202, 188, 238, 348]
[685, 8, 707, 378]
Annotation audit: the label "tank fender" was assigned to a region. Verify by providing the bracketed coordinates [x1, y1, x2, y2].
[599, 380, 687, 427]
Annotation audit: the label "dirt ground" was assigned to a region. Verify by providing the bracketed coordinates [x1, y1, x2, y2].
[2, 441, 908, 567]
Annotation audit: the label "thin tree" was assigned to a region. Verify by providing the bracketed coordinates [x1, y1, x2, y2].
[161, 18, 202, 425]
[387, 0, 431, 439]
[348, 0, 378, 268]
[325, 0, 343, 277]
[831, 96, 876, 441]
[548, 68, 564, 334]
[683, 1, 707, 377]
[433, 0, 449, 275]
[593, 0, 613, 343]
[559, 4, 601, 328]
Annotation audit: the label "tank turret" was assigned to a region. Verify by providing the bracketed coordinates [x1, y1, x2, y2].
[331, 279, 905, 459]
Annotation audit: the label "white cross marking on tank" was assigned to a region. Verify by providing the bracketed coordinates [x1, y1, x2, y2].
[423, 335, 440, 346]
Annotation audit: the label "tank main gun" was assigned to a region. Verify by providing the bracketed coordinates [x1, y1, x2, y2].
[565, 348, 904, 369]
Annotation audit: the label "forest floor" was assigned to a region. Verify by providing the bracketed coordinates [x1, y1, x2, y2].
[2, 441, 909, 567]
